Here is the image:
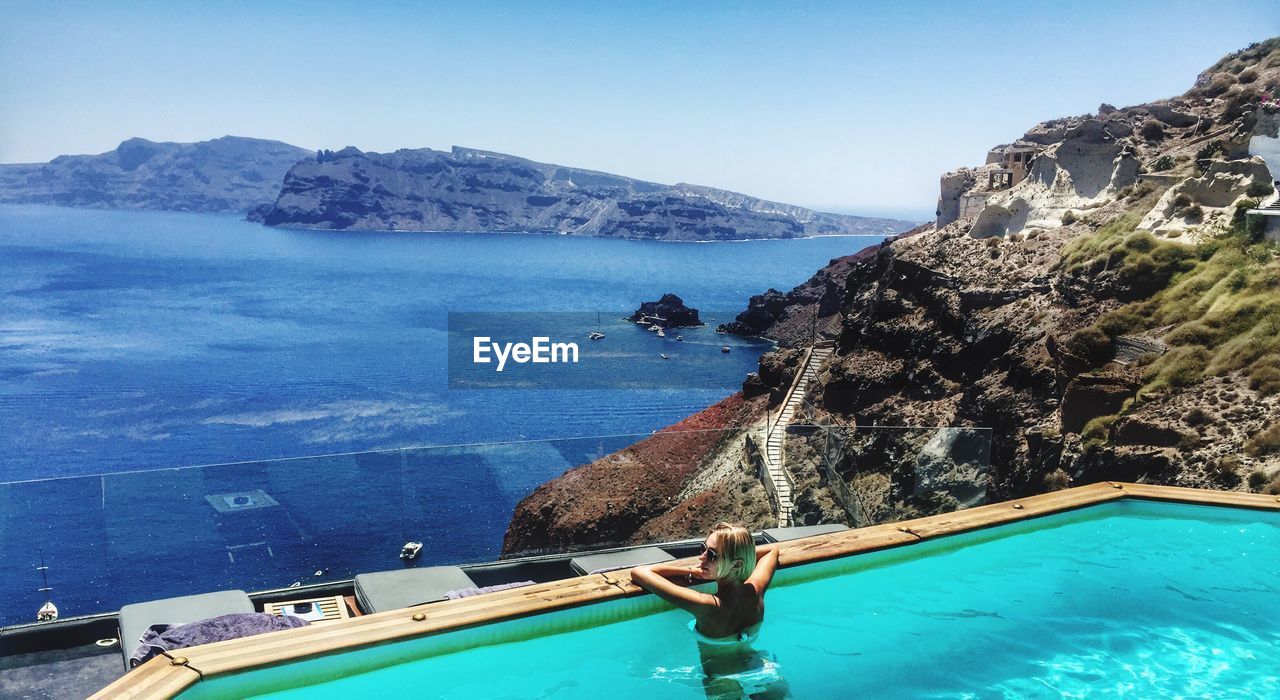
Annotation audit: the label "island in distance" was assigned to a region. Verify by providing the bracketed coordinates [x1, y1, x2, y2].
[251, 145, 917, 241]
[0, 136, 313, 213]
[0, 136, 917, 241]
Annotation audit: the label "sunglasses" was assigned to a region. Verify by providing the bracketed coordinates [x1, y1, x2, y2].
[699, 542, 720, 562]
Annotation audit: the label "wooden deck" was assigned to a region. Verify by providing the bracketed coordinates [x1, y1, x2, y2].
[90, 482, 1280, 699]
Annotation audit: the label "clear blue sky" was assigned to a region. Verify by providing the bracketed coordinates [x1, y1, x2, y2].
[2, 1, 1276, 220]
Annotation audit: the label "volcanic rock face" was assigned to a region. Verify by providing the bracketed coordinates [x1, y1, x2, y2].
[969, 121, 1140, 239]
[628, 294, 702, 328]
[0, 136, 312, 213]
[252, 146, 916, 241]
[1138, 157, 1273, 235]
[1060, 372, 1140, 434]
[717, 225, 927, 346]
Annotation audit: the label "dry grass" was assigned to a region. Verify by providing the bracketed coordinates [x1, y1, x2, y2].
[1067, 207, 1280, 397]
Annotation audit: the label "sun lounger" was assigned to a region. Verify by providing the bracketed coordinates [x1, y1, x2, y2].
[353, 566, 479, 613]
[117, 589, 253, 669]
[761, 523, 850, 543]
[569, 546, 675, 575]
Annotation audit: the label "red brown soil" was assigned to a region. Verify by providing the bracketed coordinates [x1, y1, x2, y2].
[502, 392, 763, 555]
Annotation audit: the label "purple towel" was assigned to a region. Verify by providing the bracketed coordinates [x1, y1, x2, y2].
[130, 612, 309, 668]
[444, 580, 536, 600]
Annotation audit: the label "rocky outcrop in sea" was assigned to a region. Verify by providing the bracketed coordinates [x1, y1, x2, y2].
[628, 294, 702, 328]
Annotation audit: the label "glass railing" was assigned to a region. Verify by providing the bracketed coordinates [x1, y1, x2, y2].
[785, 424, 992, 527]
[0, 424, 991, 627]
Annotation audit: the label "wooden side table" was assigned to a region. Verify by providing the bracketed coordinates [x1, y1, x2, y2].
[264, 595, 352, 625]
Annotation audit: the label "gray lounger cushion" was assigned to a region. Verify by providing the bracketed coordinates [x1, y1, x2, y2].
[762, 523, 850, 543]
[118, 589, 253, 668]
[353, 566, 476, 613]
[570, 546, 675, 575]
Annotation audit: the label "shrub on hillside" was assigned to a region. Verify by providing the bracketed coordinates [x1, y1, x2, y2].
[1184, 407, 1211, 426]
[1117, 242, 1193, 299]
[1202, 75, 1234, 98]
[1166, 321, 1216, 346]
[1128, 182, 1156, 203]
[1066, 327, 1113, 366]
[1249, 365, 1280, 396]
[1081, 415, 1116, 445]
[1061, 210, 1078, 225]
[1207, 456, 1242, 486]
[1151, 155, 1175, 172]
[1265, 475, 1280, 496]
[1143, 347, 1211, 392]
[1195, 142, 1226, 163]
[1096, 307, 1146, 336]
[1244, 421, 1280, 457]
[1247, 469, 1268, 490]
[1223, 87, 1261, 121]
[1246, 180, 1275, 198]
[1043, 468, 1071, 491]
[1140, 120, 1166, 141]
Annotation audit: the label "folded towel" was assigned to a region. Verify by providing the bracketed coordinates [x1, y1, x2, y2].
[130, 612, 309, 668]
[444, 580, 536, 600]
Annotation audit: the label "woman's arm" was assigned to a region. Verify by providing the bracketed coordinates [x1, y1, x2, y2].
[630, 564, 717, 614]
[640, 563, 703, 579]
[745, 547, 779, 595]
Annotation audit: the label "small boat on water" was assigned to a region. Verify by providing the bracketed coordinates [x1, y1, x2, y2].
[401, 541, 423, 561]
[656, 329, 665, 337]
[35, 555, 56, 622]
[648, 324, 662, 333]
[676, 335, 683, 341]
[37, 601, 57, 622]
[660, 353, 669, 360]
[721, 346, 731, 353]
[588, 331, 605, 340]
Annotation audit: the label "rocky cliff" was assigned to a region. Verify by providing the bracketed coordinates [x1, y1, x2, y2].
[503, 393, 773, 555]
[0, 136, 312, 213]
[716, 224, 929, 345]
[504, 38, 1280, 551]
[250, 146, 916, 241]
[748, 38, 1280, 521]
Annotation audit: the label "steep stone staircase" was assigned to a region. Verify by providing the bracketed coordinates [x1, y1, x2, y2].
[760, 341, 834, 526]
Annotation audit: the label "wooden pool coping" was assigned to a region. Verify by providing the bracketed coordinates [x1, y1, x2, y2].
[91, 482, 1280, 699]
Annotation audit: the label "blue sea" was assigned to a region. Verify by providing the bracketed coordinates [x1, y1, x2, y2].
[0, 204, 885, 624]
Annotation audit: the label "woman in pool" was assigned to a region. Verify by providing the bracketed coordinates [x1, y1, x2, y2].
[632, 521, 780, 642]
[634, 522, 788, 697]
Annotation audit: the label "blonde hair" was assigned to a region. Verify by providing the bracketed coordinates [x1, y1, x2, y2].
[710, 521, 756, 583]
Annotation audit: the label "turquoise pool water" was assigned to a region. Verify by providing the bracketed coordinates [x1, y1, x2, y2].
[198, 501, 1280, 698]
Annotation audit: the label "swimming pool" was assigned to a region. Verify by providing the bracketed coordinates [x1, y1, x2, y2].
[100, 484, 1280, 698]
